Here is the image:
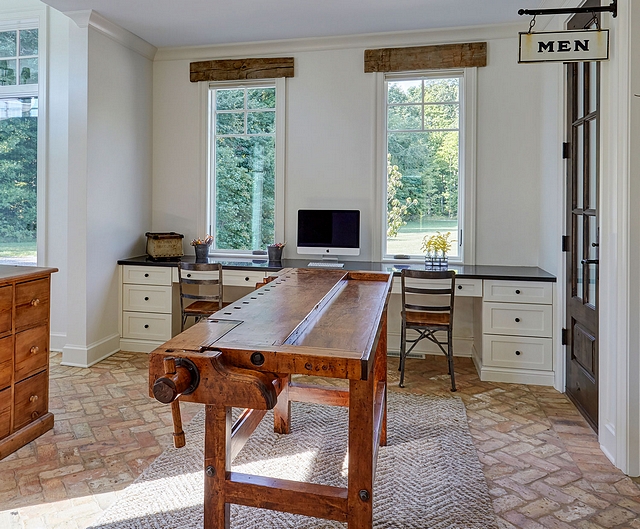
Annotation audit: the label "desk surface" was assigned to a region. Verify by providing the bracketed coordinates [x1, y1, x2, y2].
[119, 255, 556, 282]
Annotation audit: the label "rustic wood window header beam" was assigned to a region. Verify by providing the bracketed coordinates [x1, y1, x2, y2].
[364, 42, 487, 73]
[190, 57, 294, 82]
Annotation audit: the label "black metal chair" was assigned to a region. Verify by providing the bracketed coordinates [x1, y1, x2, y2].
[178, 262, 223, 331]
[399, 269, 456, 391]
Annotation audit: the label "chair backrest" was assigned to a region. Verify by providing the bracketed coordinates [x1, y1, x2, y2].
[178, 262, 223, 308]
[400, 269, 456, 322]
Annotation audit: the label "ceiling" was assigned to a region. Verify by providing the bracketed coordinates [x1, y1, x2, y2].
[39, 0, 544, 49]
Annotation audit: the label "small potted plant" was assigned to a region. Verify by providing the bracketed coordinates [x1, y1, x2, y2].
[421, 231, 452, 269]
[267, 242, 286, 262]
[191, 235, 213, 262]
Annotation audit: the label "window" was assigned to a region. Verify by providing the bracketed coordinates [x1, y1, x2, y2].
[208, 80, 284, 253]
[384, 72, 470, 262]
[0, 25, 38, 265]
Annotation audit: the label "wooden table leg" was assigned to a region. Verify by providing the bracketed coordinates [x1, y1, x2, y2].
[204, 404, 232, 529]
[274, 374, 291, 434]
[347, 377, 375, 528]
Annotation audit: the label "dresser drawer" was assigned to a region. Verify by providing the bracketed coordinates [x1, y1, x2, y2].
[15, 278, 50, 330]
[15, 325, 49, 382]
[391, 277, 482, 297]
[14, 370, 48, 431]
[224, 270, 267, 287]
[0, 284, 12, 335]
[483, 302, 552, 338]
[483, 280, 553, 304]
[482, 335, 553, 370]
[0, 335, 12, 390]
[122, 311, 172, 341]
[0, 386, 10, 440]
[122, 265, 172, 286]
[123, 284, 172, 313]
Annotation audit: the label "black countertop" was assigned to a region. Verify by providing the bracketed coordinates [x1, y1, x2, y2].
[118, 255, 556, 282]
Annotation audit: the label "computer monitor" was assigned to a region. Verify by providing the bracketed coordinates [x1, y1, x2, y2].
[296, 209, 360, 257]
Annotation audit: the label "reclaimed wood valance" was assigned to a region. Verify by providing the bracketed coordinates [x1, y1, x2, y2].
[190, 57, 294, 82]
[364, 42, 487, 73]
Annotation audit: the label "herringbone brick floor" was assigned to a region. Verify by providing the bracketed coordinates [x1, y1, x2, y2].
[0, 351, 638, 528]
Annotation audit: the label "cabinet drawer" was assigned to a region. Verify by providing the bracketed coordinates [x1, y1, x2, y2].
[122, 311, 172, 341]
[224, 270, 266, 287]
[14, 370, 48, 431]
[0, 386, 10, 440]
[15, 278, 50, 330]
[483, 280, 553, 304]
[122, 265, 172, 286]
[0, 284, 12, 335]
[15, 325, 49, 382]
[391, 277, 482, 297]
[123, 284, 172, 313]
[0, 335, 12, 390]
[482, 335, 552, 370]
[483, 302, 552, 338]
[180, 269, 222, 281]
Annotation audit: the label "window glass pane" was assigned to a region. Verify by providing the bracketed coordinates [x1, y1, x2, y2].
[247, 111, 275, 134]
[247, 87, 275, 109]
[388, 105, 421, 131]
[0, 59, 16, 86]
[424, 103, 459, 129]
[0, 31, 16, 57]
[19, 58, 37, 85]
[387, 129, 459, 258]
[575, 215, 583, 300]
[216, 112, 244, 135]
[19, 29, 38, 56]
[387, 80, 422, 104]
[424, 78, 459, 102]
[0, 97, 38, 265]
[588, 119, 597, 209]
[215, 136, 275, 250]
[216, 89, 244, 110]
[575, 124, 584, 210]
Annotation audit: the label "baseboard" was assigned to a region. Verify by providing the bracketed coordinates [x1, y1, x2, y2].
[119, 338, 162, 354]
[61, 333, 121, 368]
[50, 332, 67, 353]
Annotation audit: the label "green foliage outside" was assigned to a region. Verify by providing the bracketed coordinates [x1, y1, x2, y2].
[0, 105, 37, 244]
[387, 78, 460, 236]
[214, 87, 276, 251]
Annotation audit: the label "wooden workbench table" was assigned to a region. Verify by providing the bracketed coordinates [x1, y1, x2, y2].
[149, 268, 392, 528]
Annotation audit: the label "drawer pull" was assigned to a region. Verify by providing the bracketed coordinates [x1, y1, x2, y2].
[29, 395, 38, 403]
[144, 324, 150, 329]
[30, 298, 40, 306]
[245, 277, 250, 282]
[31, 411, 40, 419]
[144, 273, 149, 277]
[515, 317, 521, 323]
[457, 285, 463, 290]
[187, 273, 192, 278]
[144, 297, 149, 301]
[515, 289, 521, 294]
[30, 346, 39, 355]
[515, 350, 522, 356]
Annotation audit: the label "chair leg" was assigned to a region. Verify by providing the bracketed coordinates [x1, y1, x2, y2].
[447, 330, 456, 392]
[399, 321, 407, 388]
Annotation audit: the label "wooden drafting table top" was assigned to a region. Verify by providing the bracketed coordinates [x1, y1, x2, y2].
[152, 268, 393, 381]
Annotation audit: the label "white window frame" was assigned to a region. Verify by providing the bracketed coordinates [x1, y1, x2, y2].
[377, 68, 476, 265]
[204, 78, 286, 256]
[0, 10, 45, 266]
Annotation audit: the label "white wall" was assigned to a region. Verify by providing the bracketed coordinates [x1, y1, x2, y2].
[153, 26, 549, 267]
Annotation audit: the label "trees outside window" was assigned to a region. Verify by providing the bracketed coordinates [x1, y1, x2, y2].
[209, 83, 279, 252]
[0, 26, 38, 265]
[385, 74, 462, 259]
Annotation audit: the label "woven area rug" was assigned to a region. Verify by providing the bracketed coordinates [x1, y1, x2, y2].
[90, 392, 497, 529]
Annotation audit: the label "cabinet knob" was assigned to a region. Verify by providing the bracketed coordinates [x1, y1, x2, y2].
[515, 290, 521, 294]
[29, 395, 38, 403]
[31, 411, 40, 419]
[144, 297, 149, 301]
[30, 346, 39, 355]
[30, 298, 40, 306]
[515, 317, 521, 323]
[144, 324, 150, 329]
[245, 277, 250, 282]
[144, 273, 149, 277]
[457, 285, 463, 290]
[515, 350, 522, 356]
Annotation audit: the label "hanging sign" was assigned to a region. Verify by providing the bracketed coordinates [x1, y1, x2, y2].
[519, 29, 609, 63]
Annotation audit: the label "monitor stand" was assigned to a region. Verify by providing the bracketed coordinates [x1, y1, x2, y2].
[321, 256, 339, 262]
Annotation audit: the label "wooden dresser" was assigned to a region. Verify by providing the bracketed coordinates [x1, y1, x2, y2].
[0, 265, 57, 459]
